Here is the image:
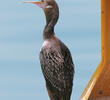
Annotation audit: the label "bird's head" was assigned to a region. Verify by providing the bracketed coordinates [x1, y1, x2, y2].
[24, 0, 59, 39]
[24, 0, 59, 24]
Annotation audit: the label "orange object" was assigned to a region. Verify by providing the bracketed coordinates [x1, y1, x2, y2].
[80, 0, 110, 100]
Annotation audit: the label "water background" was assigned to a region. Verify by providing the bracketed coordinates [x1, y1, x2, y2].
[0, 0, 101, 100]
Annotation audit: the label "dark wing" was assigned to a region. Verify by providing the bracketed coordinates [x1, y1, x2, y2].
[40, 45, 74, 92]
[60, 43, 75, 88]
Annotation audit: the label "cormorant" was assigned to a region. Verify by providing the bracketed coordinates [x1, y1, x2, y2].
[24, 0, 74, 100]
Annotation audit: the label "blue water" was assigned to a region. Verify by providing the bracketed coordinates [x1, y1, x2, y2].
[0, 0, 101, 100]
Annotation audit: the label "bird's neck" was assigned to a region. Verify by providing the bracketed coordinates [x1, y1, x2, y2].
[43, 8, 59, 40]
[43, 18, 55, 40]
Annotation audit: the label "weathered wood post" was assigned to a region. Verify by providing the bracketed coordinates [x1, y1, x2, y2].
[80, 0, 110, 100]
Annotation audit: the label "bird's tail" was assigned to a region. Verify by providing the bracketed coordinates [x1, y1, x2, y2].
[61, 93, 70, 100]
[54, 91, 71, 100]
[46, 82, 71, 100]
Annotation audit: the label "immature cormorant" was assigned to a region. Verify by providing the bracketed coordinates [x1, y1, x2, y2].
[24, 0, 74, 100]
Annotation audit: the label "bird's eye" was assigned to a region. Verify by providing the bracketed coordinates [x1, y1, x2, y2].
[45, 5, 53, 9]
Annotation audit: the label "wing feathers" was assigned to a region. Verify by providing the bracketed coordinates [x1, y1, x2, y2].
[40, 46, 74, 92]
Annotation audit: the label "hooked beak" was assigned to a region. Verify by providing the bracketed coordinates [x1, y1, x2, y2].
[24, 1, 45, 8]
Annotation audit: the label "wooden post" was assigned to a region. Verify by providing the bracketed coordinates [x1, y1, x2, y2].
[80, 0, 110, 100]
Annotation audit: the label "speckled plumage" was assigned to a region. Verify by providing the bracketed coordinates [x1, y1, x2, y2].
[40, 36, 74, 100]
[39, 0, 74, 100]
